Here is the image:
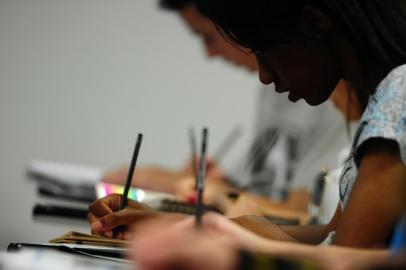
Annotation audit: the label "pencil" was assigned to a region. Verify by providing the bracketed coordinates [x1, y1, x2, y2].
[119, 133, 143, 211]
[113, 133, 143, 238]
[196, 128, 208, 228]
[212, 126, 242, 163]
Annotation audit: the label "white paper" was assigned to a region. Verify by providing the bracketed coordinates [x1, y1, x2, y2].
[28, 160, 103, 185]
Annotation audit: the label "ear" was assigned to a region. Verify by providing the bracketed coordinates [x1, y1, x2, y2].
[302, 6, 332, 37]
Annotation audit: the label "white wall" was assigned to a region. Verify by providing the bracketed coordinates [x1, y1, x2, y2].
[0, 0, 256, 249]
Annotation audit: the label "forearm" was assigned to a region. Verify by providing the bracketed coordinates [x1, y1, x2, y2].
[280, 205, 341, 245]
[231, 215, 298, 242]
[243, 192, 309, 225]
[231, 214, 331, 245]
[247, 189, 309, 212]
[249, 239, 390, 270]
[278, 203, 341, 245]
[280, 224, 330, 245]
[132, 166, 184, 193]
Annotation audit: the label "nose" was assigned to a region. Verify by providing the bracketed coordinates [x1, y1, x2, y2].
[258, 65, 276, 85]
[205, 44, 220, 58]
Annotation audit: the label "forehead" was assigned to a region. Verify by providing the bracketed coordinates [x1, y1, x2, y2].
[179, 4, 216, 35]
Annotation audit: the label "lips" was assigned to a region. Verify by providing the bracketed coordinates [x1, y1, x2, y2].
[288, 92, 301, 102]
[274, 83, 288, 94]
[274, 82, 301, 102]
[275, 88, 287, 94]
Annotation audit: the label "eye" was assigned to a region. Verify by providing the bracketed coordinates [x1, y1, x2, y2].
[252, 49, 269, 60]
[250, 49, 261, 55]
[254, 52, 270, 67]
[203, 34, 215, 46]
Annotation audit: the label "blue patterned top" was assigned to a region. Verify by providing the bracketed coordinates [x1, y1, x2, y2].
[339, 64, 406, 208]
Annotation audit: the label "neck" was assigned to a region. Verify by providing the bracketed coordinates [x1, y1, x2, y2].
[336, 35, 392, 96]
[347, 63, 389, 97]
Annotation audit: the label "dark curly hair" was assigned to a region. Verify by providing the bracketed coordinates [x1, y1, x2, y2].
[196, 0, 406, 79]
[160, 0, 193, 10]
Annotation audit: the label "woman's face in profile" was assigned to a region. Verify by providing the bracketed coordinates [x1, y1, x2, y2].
[255, 37, 342, 106]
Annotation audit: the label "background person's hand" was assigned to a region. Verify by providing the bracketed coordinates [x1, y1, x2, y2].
[172, 176, 196, 201]
[180, 155, 226, 180]
[173, 176, 229, 203]
[101, 166, 129, 185]
[219, 193, 263, 218]
[101, 166, 182, 193]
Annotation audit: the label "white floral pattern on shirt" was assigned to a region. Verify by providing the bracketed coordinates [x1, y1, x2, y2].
[339, 64, 406, 208]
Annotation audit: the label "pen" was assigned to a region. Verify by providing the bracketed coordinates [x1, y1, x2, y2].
[190, 126, 240, 192]
[196, 128, 208, 228]
[113, 133, 143, 237]
[213, 126, 242, 163]
[189, 127, 198, 183]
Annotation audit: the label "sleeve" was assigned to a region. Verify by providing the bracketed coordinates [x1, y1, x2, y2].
[355, 66, 406, 166]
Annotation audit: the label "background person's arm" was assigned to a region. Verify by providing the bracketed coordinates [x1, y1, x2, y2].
[102, 165, 188, 193]
[102, 156, 227, 194]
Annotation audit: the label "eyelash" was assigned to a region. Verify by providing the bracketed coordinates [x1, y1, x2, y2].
[251, 50, 265, 58]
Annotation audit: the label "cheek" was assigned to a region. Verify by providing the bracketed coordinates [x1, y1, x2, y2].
[269, 46, 340, 105]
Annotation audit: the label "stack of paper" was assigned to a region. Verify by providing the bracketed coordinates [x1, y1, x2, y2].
[49, 231, 130, 247]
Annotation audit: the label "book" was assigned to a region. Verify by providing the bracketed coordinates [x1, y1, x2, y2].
[49, 231, 130, 247]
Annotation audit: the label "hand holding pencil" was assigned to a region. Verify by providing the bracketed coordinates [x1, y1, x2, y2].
[88, 193, 158, 240]
[89, 134, 153, 240]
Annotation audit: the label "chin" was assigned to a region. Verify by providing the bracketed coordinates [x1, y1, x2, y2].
[288, 96, 301, 103]
[304, 96, 328, 106]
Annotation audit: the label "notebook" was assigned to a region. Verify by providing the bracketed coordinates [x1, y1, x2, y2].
[49, 231, 130, 247]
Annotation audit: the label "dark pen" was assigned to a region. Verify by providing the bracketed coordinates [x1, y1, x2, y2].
[113, 133, 143, 238]
[196, 128, 208, 228]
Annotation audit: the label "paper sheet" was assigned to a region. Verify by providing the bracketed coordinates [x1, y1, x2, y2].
[49, 231, 130, 247]
[28, 160, 103, 185]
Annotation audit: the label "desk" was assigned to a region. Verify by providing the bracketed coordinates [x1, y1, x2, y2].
[1, 248, 133, 269]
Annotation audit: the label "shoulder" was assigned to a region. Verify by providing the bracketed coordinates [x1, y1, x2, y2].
[363, 64, 406, 124]
[373, 64, 406, 105]
[378, 64, 406, 92]
[355, 64, 406, 165]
